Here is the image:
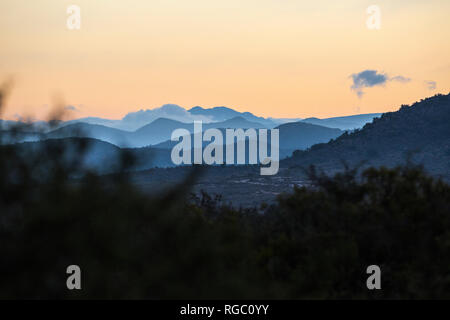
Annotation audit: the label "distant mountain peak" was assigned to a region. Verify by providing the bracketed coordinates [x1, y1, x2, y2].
[188, 105, 277, 127]
[122, 104, 186, 121]
[189, 106, 235, 112]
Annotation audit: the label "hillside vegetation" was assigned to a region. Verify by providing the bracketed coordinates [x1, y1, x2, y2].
[285, 93, 450, 180]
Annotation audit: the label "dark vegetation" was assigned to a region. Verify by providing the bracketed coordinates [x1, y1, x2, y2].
[1, 84, 450, 299]
[2, 139, 450, 299]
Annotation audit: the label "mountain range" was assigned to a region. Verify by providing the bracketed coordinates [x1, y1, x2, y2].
[1, 104, 381, 152]
[47, 116, 268, 147]
[2, 116, 345, 169]
[55, 105, 379, 131]
[63, 104, 273, 131]
[2, 93, 449, 207]
[2, 114, 345, 153]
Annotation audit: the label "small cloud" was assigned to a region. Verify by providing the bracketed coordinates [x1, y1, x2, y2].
[350, 70, 412, 98]
[390, 75, 411, 83]
[424, 81, 437, 90]
[350, 70, 388, 98]
[64, 105, 80, 112]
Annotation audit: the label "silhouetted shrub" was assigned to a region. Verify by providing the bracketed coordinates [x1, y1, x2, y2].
[1, 135, 450, 299]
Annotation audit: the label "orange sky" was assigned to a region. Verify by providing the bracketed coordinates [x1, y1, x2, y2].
[1, 0, 449, 120]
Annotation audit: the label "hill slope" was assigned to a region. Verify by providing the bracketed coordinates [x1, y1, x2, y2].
[7, 137, 175, 173]
[153, 120, 343, 160]
[46, 123, 132, 147]
[301, 113, 382, 130]
[276, 122, 343, 150]
[283, 93, 450, 180]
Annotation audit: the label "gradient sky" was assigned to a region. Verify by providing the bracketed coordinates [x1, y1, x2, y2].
[1, 0, 449, 120]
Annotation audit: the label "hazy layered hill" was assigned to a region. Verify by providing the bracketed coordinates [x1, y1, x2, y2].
[130, 118, 192, 146]
[19, 117, 344, 173]
[283, 93, 450, 180]
[129, 116, 267, 146]
[2, 115, 345, 162]
[152, 120, 343, 159]
[276, 121, 343, 150]
[6, 138, 123, 174]
[207, 116, 267, 129]
[46, 123, 133, 146]
[5, 138, 174, 174]
[301, 113, 382, 130]
[41, 116, 267, 148]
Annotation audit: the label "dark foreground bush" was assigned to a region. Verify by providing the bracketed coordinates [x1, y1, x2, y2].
[1, 131, 450, 299]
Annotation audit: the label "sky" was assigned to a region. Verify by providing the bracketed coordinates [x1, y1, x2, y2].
[1, 0, 449, 120]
